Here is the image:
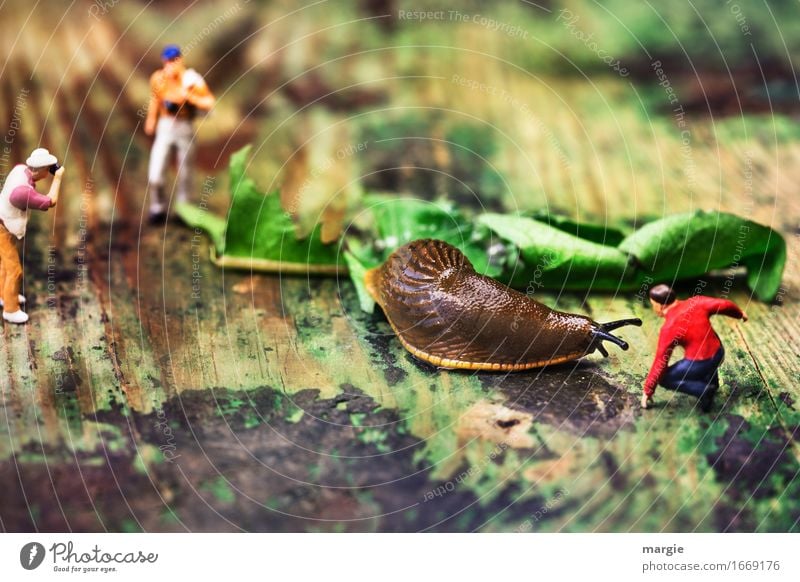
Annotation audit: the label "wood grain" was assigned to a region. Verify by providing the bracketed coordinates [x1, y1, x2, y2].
[0, 0, 797, 532]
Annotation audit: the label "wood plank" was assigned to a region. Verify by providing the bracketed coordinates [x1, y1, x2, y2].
[1, 0, 798, 533]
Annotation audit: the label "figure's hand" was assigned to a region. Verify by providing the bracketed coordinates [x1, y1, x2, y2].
[174, 87, 190, 102]
[54, 165, 65, 178]
[641, 393, 653, 409]
[741, 312, 748, 322]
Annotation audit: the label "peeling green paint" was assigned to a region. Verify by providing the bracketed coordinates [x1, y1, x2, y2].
[202, 476, 237, 504]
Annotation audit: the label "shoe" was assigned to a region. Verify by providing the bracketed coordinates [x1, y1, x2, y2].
[698, 389, 716, 413]
[0, 294, 26, 307]
[148, 210, 168, 224]
[148, 185, 167, 224]
[3, 310, 29, 324]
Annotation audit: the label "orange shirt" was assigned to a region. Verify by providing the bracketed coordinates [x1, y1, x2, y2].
[149, 68, 213, 119]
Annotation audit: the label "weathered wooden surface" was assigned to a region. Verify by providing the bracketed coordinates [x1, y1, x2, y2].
[0, 0, 798, 532]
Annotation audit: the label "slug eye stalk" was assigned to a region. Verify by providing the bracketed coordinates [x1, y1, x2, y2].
[590, 318, 642, 357]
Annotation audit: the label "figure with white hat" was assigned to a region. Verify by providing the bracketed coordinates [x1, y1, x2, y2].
[144, 44, 215, 223]
[0, 148, 65, 324]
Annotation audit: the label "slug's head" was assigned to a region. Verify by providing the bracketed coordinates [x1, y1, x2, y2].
[588, 318, 642, 357]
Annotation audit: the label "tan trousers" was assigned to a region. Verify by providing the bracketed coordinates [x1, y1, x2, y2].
[0, 223, 22, 312]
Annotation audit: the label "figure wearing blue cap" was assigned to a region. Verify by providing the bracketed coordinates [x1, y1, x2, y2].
[144, 45, 215, 222]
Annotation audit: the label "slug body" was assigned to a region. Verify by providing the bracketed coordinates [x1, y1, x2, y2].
[365, 239, 641, 371]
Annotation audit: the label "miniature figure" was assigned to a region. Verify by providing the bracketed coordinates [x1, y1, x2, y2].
[641, 284, 747, 412]
[0, 148, 65, 324]
[144, 44, 215, 223]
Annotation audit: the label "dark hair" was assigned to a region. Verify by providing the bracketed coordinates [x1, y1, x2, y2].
[649, 284, 676, 305]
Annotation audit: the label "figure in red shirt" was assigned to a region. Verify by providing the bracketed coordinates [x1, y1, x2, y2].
[641, 284, 747, 412]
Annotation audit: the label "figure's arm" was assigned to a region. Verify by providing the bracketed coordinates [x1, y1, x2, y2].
[9, 167, 64, 210]
[182, 71, 215, 111]
[145, 74, 161, 136]
[642, 333, 677, 407]
[10, 185, 51, 210]
[47, 166, 65, 207]
[704, 297, 748, 321]
[186, 81, 215, 111]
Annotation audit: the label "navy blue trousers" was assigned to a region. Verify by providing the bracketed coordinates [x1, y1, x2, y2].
[659, 347, 724, 410]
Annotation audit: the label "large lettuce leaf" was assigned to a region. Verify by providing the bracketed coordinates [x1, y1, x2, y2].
[180, 146, 786, 307]
[617, 211, 785, 302]
[478, 213, 637, 291]
[177, 145, 342, 271]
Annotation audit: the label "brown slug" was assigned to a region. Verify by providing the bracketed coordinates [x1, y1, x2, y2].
[365, 239, 641, 371]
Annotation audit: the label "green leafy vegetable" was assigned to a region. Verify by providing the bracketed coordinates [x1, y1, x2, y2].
[618, 210, 786, 302]
[479, 213, 637, 291]
[177, 145, 342, 272]
[181, 144, 786, 308]
[482, 210, 785, 302]
[175, 201, 226, 251]
[343, 238, 377, 313]
[527, 209, 627, 246]
[367, 195, 505, 277]
[225, 145, 340, 266]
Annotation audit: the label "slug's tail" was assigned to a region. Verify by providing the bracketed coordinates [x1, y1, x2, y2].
[590, 318, 642, 357]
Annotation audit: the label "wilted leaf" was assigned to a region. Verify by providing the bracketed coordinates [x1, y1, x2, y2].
[618, 211, 786, 301]
[367, 195, 505, 277]
[479, 213, 638, 291]
[178, 145, 342, 271]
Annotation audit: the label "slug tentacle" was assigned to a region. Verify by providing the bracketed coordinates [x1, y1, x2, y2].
[600, 318, 643, 333]
[366, 239, 641, 371]
[588, 318, 643, 358]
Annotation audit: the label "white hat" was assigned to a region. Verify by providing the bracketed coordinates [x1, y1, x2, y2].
[26, 148, 58, 168]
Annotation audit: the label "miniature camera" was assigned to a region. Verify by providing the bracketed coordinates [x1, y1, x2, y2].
[49, 163, 61, 175]
[164, 100, 180, 114]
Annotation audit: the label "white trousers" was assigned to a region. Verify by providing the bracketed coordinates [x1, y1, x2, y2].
[147, 117, 195, 211]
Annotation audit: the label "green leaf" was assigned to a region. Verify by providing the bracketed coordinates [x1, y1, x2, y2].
[527, 209, 628, 246]
[222, 146, 340, 266]
[182, 144, 786, 304]
[368, 195, 468, 247]
[343, 248, 375, 313]
[366, 195, 504, 277]
[175, 201, 226, 253]
[343, 238, 381, 313]
[478, 213, 638, 291]
[618, 211, 786, 301]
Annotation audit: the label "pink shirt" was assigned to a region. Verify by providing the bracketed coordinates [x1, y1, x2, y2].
[9, 167, 51, 211]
